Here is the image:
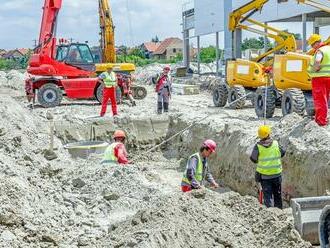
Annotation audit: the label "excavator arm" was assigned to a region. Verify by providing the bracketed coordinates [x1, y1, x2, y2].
[98, 0, 116, 63]
[36, 0, 62, 59]
[230, 0, 297, 63]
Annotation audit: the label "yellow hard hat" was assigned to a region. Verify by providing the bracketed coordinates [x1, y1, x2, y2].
[307, 34, 322, 46]
[258, 125, 271, 139]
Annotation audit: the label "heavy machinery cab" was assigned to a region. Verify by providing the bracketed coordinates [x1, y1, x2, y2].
[56, 43, 96, 72]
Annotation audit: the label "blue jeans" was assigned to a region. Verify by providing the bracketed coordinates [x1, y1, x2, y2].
[261, 176, 282, 209]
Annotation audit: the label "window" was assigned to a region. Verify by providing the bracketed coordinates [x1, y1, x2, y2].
[56, 46, 69, 61]
[78, 44, 94, 63]
[173, 48, 177, 53]
[65, 44, 94, 64]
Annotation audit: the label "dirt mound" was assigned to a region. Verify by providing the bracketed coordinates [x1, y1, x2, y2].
[97, 191, 311, 248]
[0, 70, 25, 91]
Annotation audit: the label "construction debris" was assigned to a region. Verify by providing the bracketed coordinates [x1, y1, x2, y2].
[0, 68, 328, 247]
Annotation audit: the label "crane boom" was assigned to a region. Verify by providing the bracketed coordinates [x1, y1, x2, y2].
[37, 0, 62, 58]
[98, 0, 116, 63]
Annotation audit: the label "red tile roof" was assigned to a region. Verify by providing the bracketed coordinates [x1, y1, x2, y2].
[17, 48, 30, 55]
[143, 42, 161, 53]
[153, 37, 182, 55]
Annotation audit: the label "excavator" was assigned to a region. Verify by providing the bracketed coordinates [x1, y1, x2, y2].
[95, 0, 147, 102]
[26, 0, 146, 108]
[212, 0, 297, 112]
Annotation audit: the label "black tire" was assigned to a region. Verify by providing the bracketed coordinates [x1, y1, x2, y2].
[37, 83, 62, 108]
[254, 86, 276, 118]
[304, 92, 315, 117]
[95, 84, 104, 104]
[132, 86, 147, 100]
[281, 88, 306, 116]
[213, 83, 228, 107]
[319, 207, 330, 247]
[228, 85, 246, 109]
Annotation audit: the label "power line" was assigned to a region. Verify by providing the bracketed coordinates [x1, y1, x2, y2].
[126, 0, 134, 46]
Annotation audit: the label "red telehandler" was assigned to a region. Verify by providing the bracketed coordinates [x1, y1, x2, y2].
[26, 0, 104, 108]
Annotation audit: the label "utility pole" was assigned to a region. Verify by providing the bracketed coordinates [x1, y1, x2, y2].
[33, 39, 37, 48]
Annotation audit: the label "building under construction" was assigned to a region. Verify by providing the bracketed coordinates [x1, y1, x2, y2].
[182, 0, 330, 73]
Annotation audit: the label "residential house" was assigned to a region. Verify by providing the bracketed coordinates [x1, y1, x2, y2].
[153, 37, 183, 60]
[0, 49, 6, 58]
[140, 42, 161, 59]
[2, 48, 31, 60]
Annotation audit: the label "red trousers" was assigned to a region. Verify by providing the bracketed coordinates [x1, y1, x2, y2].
[181, 185, 192, 192]
[100, 87, 117, 117]
[312, 77, 330, 126]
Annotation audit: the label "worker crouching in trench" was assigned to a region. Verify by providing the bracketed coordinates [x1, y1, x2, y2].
[181, 139, 219, 192]
[101, 130, 129, 165]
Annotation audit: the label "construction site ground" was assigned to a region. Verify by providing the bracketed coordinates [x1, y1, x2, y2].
[0, 69, 329, 247]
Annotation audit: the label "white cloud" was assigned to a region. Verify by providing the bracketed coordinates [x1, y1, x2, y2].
[0, 0, 183, 49]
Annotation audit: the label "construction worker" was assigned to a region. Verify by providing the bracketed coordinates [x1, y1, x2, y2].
[155, 66, 172, 114]
[99, 67, 118, 117]
[101, 130, 128, 165]
[250, 125, 286, 209]
[25, 79, 35, 108]
[181, 139, 219, 192]
[307, 34, 330, 126]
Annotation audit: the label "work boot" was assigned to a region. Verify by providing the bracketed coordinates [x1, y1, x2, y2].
[157, 102, 163, 114]
[163, 102, 169, 112]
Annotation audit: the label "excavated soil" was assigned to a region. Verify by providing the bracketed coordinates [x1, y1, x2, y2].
[0, 69, 326, 247]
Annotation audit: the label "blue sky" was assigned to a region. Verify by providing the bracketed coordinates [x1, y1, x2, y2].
[0, 0, 183, 49]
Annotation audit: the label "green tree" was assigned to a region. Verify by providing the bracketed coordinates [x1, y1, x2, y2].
[128, 48, 145, 59]
[241, 37, 265, 51]
[200, 46, 217, 63]
[151, 36, 160, 42]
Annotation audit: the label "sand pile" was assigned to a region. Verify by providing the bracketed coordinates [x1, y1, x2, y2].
[0, 70, 26, 91]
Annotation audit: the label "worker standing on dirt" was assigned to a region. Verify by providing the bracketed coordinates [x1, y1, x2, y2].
[99, 67, 118, 117]
[101, 130, 128, 165]
[181, 139, 219, 192]
[250, 125, 286, 209]
[307, 34, 330, 126]
[155, 66, 172, 114]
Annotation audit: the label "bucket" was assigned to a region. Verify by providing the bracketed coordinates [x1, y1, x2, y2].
[64, 141, 109, 159]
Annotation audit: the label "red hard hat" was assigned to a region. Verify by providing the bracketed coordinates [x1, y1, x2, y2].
[164, 66, 170, 71]
[202, 139, 217, 153]
[113, 130, 126, 139]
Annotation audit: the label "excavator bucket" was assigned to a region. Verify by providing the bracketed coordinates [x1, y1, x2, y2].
[319, 206, 330, 247]
[291, 196, 330, 245]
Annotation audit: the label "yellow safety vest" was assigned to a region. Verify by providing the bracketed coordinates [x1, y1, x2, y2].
[308, 45, 330, 78]
[101, 142, 120, 164]
[256, 141, 282, 176]
[102, 71, 117, 88]
[181, 153, 204, 185]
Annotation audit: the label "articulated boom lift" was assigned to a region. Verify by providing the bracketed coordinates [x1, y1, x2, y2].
[270, 0, 330, 119]
[213, 0, 297, 113]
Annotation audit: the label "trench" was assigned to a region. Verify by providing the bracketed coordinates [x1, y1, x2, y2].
[54, 112, 330, 201]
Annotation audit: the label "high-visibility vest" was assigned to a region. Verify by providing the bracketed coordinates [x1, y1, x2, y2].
[101, 142, 120, 164]
[256, 140, 282, 176]
[102, 71, 117, 88]
[308, 45, 330, 78]
[181, 153, 204, 185]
